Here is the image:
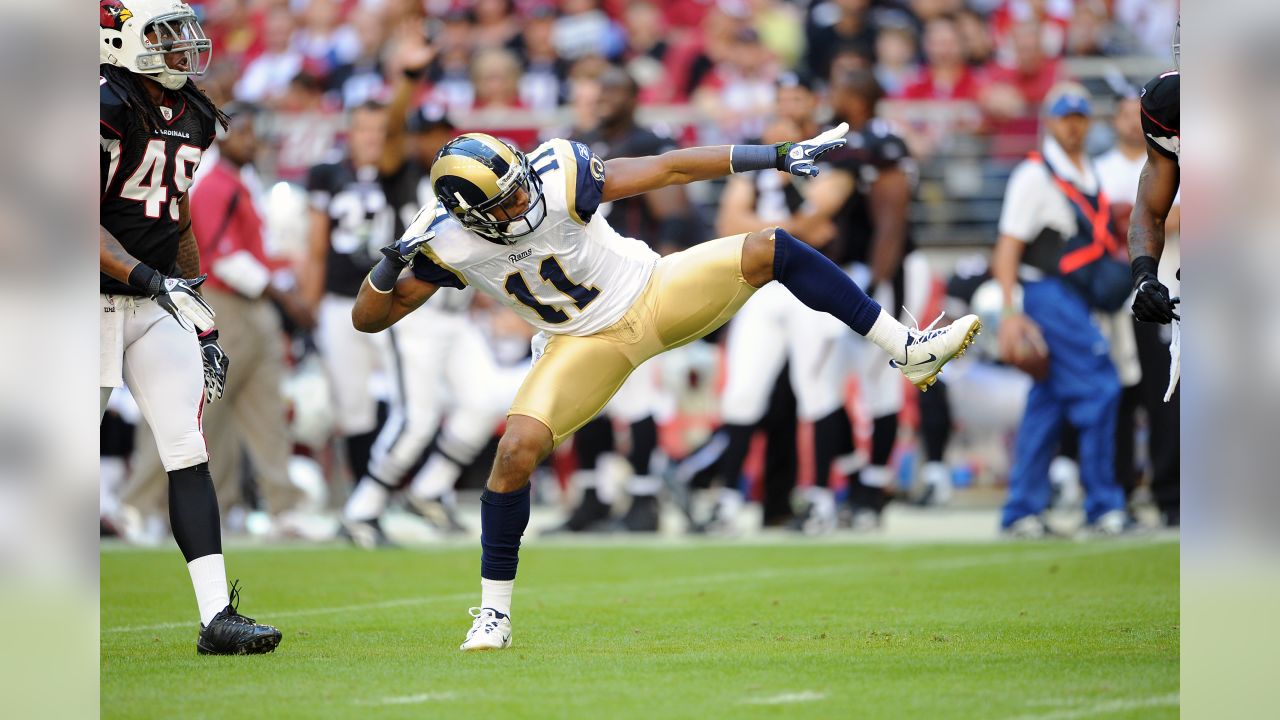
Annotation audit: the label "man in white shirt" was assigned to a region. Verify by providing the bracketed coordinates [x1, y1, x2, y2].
[991, 83, 1129, 537]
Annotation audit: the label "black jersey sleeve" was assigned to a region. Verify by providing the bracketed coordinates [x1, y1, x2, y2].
[1139, 71, 1180, 162]
[860, 125, 915, 185]
[306, 163, 337, 211]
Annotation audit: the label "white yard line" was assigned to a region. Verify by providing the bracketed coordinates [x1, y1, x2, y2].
[354, 692, 458, 706]
[740, 691, 828, 705]
[1004, 694, 1179, 720]
[103, 542, 1166, 634]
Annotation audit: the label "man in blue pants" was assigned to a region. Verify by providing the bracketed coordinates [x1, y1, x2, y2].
[991, 83, 1128, 537]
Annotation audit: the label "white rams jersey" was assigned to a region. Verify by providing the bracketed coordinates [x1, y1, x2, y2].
[407, 139, 659, 336]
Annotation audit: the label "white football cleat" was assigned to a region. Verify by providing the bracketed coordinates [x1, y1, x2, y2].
[459, 607, 512, 651]
[890, 312, 982, 392]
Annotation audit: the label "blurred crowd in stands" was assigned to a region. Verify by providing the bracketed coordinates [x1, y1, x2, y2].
[192, 0, 1178, 168]
[101, 0, 1182, 544]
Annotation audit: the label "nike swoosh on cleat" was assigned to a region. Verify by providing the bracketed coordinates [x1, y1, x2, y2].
[908, 353, 938, 366]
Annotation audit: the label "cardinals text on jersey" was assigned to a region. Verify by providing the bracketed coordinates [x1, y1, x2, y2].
[408, 139, 660, 335]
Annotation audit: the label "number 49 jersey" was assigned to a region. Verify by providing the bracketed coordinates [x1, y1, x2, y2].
[410, 139, 660, 336]
[100, 74, 216, 295]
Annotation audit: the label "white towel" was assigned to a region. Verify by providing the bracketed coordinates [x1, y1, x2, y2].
[1164, 319, 1180, 402]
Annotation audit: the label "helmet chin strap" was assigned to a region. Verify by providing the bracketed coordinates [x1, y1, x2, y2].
[153, 70, 189, 90]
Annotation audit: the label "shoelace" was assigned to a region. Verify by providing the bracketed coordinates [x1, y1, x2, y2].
[467, 607, 501, 634]
[903, 308, 947, 339]
[221, 580, 258, 626]
[893, 309, 947, 366]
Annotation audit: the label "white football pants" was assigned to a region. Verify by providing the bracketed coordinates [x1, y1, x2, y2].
[99, 294, 207, 472]
[316, 294, 390, 436]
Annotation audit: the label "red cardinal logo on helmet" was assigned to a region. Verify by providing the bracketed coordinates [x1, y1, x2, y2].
[100, 0, 133, 31]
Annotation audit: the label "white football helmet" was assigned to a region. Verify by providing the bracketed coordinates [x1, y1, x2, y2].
[100, 0, 211, 90]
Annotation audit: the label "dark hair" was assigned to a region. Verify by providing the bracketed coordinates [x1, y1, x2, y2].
[100, 63, 228, 135]
[353, 99, 388, 115]
[831, 68, 885, 106]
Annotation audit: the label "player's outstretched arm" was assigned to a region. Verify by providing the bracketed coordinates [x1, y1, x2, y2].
[601, 123, 849, 203]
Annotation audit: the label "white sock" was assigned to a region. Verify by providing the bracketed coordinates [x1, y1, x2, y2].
[344, 477, 389, 522]
[100, 457, 127, 518]
[861, 465, 892, 489]
[188, 554, 230, 626]
[409, 454, 463, 501]
[481, 578, 514, 617]
[572, 469, 615, 504]
[626, 475, 662, 496]
[865, 308, 910, 362]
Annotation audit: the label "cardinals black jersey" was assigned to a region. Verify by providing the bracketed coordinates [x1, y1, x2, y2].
[821, 119, 918, 267]
[1140, 71, 1179, 163]
[306, 160, 419, 297]
[100, 74, 217, 295]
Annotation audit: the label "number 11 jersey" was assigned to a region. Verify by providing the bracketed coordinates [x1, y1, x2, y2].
[410, 139, 660, 336]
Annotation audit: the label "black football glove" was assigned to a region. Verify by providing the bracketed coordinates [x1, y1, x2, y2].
[1131, 273, 1180, 324]
[198, 328, 230, 403]
[154, 274, 217, 333]
[775, 122, 849, 177]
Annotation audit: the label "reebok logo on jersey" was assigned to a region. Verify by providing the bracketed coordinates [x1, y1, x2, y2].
[508, 249, 533, 264]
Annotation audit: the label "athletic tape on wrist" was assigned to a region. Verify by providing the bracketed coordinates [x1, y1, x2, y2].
[368, 256, 407, 293]
[729, 144, 780, 173]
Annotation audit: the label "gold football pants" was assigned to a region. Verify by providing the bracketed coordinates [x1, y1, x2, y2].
[509, 233, 757, 446]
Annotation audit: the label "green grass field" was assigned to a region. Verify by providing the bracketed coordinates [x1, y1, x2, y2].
[101, 537, 1178, 719]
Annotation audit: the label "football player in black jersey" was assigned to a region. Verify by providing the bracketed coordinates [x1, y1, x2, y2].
[303, 99, 420, 531]
[792, 68, 919, 528]
[99, 0, 280, 655]
[554, 65, 700, 534]
[1128, 68, 1180, 325]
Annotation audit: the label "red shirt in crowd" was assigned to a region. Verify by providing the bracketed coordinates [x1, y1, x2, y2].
[897, 66, 984, 101]
[191, 160, 282, 297]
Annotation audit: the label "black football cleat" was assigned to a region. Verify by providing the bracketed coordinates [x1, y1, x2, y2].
[407, 495, 470, 535]
[544, 488, 612, 534]
[616, 495, 660, 533]
[338, 517, 399, 549]
[197, 582, 282, 656]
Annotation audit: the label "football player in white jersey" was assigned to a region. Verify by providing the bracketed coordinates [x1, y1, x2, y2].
[351, 130, 982, 650]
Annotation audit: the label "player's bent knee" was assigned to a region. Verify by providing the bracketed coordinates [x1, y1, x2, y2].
[741, 227, 779, 288]
[489, 426, 551, 493]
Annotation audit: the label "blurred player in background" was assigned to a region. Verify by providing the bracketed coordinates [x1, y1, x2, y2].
[302, 99, 415, 489]
[1097, 93, 1180, 526]
[992, 83, 1129, 537]
[99, 0, 279, 654]
[1126, 69, 1181, 328]
[551, 65, 698, 534]
[791, 68, 919, 530]
[1125, 61, 1180, 526]
[683, 70, 841, 535]
[353, 121, 981, 650]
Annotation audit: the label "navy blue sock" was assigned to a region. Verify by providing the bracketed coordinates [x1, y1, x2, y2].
[772, 228, 882, 336]
[480, 484, 531, 581]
